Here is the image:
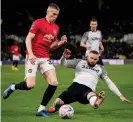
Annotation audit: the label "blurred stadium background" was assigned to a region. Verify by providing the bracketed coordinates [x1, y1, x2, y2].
[1, 0, 133, 122]
[1, 0, 133, 62]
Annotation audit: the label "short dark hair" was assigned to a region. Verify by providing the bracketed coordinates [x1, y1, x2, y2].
[48, 3, 60, 11]
[90, 18, 97, 22]
[90, 50, 99, 55]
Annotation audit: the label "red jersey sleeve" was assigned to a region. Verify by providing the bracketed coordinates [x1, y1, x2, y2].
[29, 19, 40, 34]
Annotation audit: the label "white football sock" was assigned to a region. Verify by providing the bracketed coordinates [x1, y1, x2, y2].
[11, 84, 15, 91]
[38, 105, 45, 112]
[89, 96, 97, 106]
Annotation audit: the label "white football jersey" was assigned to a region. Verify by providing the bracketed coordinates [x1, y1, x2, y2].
[64, 59, 107, 91]
[81, 30, 102, 56]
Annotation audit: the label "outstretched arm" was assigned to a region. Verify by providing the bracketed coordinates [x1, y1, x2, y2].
[101, 68, 131, 104]
[60, 49, 81, 68]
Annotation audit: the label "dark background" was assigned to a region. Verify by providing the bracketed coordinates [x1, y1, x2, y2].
[2, 0, 133, 36]
[1, 0, 133, 60]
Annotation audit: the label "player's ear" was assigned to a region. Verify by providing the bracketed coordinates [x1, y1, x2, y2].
[46, 9, 48, 14]
[46, 8, 49, 14]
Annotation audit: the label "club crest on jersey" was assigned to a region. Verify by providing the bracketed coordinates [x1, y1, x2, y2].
[53, 29, 57, 35]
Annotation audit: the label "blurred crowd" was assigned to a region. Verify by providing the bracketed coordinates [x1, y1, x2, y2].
[102, 41, 133, 59]
[1, 33, 133, 61]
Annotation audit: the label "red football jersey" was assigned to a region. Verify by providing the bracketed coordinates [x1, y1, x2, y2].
[10, 45, 20, 56]
[28, 18, 59, 58]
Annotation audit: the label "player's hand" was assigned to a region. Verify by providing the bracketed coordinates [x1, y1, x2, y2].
[86, 44, 91, 49]
[60, 35, 67, 45]
[63, 49, 71, 58]
[29, 54, 37, 65]
[120, 95, 131, 104]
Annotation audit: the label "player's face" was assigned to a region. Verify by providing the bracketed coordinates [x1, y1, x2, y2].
[90, 21, 97, 31]
[87, 53, 99, 67]
[47, 8, 59, 23]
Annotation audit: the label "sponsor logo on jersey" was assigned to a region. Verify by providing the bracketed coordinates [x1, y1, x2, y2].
[43, 34, 54, 42]
[91, 37, 101, 40]
[82, 65, 99, 73]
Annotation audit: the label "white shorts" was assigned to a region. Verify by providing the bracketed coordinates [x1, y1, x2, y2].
[13, 55, 20, 61]
[26, 58, 55, 78]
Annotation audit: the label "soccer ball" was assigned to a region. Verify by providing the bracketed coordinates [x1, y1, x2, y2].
[59, 104, 74, 119]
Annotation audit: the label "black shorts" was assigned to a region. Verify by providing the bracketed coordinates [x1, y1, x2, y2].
[58, 82, 93, 104]
[97, 56, 104, 66]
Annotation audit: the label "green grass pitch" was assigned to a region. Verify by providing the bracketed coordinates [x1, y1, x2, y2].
[1, 64, 133, 122]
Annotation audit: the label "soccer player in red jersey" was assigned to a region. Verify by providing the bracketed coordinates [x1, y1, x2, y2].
[10, 44, 20, 71]
[3, 3, 67, 117]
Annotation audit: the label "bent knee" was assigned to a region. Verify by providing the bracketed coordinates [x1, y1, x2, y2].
[49, 80, 58, 86]
[26, 79, 36, 89]
[26, 82, 35, 89]
[54, 98, 64, 106]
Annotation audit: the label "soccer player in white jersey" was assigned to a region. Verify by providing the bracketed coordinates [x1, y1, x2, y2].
[80, 18, 104, 65]
[48, 49, 131, 113]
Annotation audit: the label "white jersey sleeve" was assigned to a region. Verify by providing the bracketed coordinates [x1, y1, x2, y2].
[100, 67, 122, 96]
[80, 32, 88, 44]
[60, 56, 81, 68]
